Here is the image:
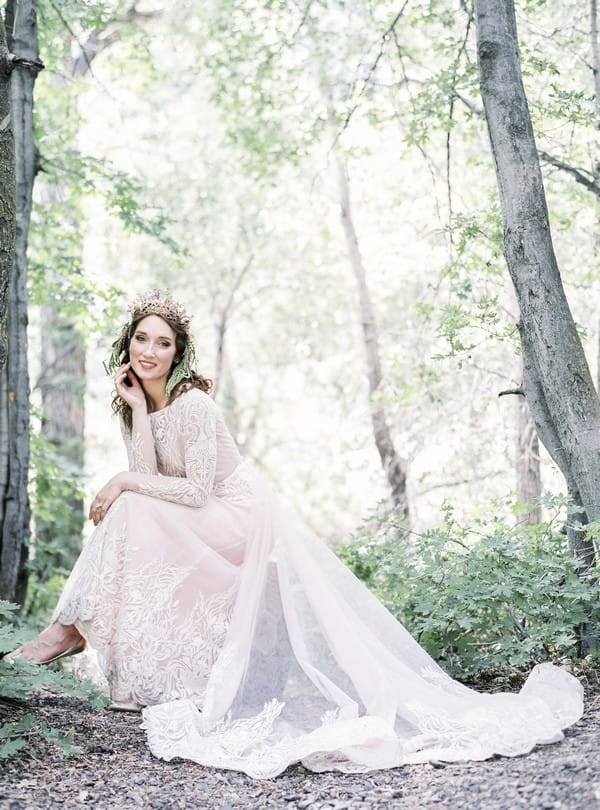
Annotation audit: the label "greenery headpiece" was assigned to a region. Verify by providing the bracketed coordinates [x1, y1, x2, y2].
[103, 289, 196, 399]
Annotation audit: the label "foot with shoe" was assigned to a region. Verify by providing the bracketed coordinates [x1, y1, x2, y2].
[5, 621, 86, 665]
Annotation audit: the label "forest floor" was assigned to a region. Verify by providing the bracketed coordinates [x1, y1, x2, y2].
[0, 670, 599, 810]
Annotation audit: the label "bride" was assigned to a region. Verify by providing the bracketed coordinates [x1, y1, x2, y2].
[8, 290, 583, 779]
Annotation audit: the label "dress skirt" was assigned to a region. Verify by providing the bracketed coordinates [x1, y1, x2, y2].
[53, 462, 584, 779]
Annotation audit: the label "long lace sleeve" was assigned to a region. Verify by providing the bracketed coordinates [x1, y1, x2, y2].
[132, 392, 217, 508]
[120, 418, 158, 475]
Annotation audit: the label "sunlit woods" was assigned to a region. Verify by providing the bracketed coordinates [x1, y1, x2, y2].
[6, 0, 599, 604]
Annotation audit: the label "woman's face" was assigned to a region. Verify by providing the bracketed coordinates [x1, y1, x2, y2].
[129, 314, 177, 390]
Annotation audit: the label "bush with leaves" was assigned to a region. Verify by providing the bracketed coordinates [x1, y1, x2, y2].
[336, 497, 600, 681]
[0, 602, 108, 759]
[26, 430, 84, 616]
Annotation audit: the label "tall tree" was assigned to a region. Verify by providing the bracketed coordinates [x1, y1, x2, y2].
[589, 0, 600, 394]
[336, 157, 409, 518]
[0, 0, 42, 603]
[474, 0, 599, 569]
[0, 14, 14, 373]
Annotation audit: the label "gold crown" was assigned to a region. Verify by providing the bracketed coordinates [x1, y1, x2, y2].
[129, 289, 192, 335]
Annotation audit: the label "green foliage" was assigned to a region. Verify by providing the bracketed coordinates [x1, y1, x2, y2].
[27, 429, 83, 614]
[337, 498, 600, 680]
[31, 0, 183, 325]
[29, 150, 182, 322]
[0, 715, 80, 759]
[0, 602, 108, 759]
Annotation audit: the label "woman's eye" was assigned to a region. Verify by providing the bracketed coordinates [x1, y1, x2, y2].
[160, 342, 171, 348]
[135, 335, 145, 342]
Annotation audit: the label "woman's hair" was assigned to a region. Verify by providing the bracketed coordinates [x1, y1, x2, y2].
[110, 312, 212, 432]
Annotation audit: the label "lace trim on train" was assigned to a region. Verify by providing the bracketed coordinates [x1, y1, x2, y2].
[143, 697, 399, 779]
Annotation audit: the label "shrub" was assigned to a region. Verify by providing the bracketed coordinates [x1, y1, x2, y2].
[336, 498, 600, 680]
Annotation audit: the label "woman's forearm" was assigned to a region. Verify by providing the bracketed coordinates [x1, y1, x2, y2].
[129, 407, 158, 474]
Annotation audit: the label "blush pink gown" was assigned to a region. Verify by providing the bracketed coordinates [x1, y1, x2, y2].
[53, 389, 583, 779]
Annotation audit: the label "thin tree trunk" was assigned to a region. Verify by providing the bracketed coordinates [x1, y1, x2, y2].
[212, 254, 253, 397]
[0, 0, 42, 603]
[589, 0, 600, 396]
[590, 0, 600, 144]
[335, 157, 409, 519]
[0, 16, 15, 373]
[37, 298, 85, 572]
[0, 16, 17, 599]
[511, 354, 542, 525]
[475, 1, 600, 566]
[515, 395, 542, 525]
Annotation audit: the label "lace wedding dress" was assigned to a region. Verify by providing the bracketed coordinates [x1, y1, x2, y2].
[53, 389, 584, 779]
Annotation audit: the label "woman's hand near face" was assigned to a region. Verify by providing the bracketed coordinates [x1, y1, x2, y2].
[115, 363, 146, 411]
[89, 473, 128, 526]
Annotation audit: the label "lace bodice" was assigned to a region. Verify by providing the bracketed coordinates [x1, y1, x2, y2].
[121, 389, 241, 507]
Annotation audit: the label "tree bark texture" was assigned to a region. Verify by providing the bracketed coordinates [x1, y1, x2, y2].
[335, 158, 409, 520]
[0, 0, 42, 603]
[0, 16, 15, 373]
[475, 0, 600, 556]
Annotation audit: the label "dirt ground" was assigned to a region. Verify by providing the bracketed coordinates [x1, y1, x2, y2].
[1, 676, 599, 810]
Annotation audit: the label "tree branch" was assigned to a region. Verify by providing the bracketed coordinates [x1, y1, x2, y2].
[46, 0, 162, 78]
[538, 150, 600, 198]
[338, 0, 411, 136]
[498, 387, 524, 397]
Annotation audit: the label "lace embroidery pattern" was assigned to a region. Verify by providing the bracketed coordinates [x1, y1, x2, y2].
[123, 427, 156, 475]
[53, 496, 237, 705]
[142, 698, 398, 779]
[213, 461, 254, 503]
[402, 694, 563, 762]
[137, 392, 218, 507]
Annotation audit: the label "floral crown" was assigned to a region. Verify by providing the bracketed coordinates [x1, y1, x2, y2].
[129, 289, 192, 336]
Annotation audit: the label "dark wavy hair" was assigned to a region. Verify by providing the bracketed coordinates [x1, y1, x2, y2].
[110, 313, 212, 432]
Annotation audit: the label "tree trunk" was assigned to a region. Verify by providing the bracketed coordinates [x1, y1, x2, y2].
[0, 0, 42, 603]
[0, 16, 15, 373]
[37, 299, 86, 572]
[515, 395, 542, 525]
[475, 0, 600, 573]
[512, 356, 542, 525]
[588, 0, 600, 396]
[335, 158, 409, 519]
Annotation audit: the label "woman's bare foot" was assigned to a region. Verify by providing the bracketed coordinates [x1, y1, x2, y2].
[7, 621, 86, 664]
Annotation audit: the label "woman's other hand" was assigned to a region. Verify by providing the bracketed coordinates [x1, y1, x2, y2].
[89, 473, 127, 526]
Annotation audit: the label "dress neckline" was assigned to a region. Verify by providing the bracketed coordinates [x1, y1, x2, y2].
[149, 402, 172, 418]
[148, 388, 204, 418]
